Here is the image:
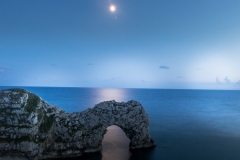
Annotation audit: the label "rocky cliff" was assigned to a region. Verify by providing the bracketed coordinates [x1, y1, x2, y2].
[0, 88, 155, 160]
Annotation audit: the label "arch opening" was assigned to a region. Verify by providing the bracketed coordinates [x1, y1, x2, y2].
[101, 125, 132, 160]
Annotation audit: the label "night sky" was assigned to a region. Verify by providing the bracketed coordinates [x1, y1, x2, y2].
[1, 0, 240, 89]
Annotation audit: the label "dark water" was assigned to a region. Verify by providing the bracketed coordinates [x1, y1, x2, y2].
[1, 86, 240, 160]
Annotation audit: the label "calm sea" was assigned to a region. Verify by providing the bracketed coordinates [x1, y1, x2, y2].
[1, 86, 240, 160]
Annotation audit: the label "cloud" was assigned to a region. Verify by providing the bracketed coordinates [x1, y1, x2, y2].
[178, 76, 185, 79]
[0, 67, 10, 73]
[87, 63, 94, 66]
[216, 77, 221, 84]
[159, 65, 170, 69]
[111, 77, 121, 81]
[224, 76, 230, 84]
[50, 64, 57, 67]
[237, 80, 240, 84]
[141, 80, 146, 82]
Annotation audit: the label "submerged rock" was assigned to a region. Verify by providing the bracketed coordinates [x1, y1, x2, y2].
[0, 88, 155, 160]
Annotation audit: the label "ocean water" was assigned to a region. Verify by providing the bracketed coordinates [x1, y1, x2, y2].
[1, 86, 240, 160]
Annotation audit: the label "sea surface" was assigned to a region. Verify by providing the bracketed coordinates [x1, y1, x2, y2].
[1, 86, 240, 160]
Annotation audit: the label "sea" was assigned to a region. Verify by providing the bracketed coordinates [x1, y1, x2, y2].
[1, 86, 240, 160]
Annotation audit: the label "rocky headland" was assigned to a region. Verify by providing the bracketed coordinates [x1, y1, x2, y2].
[0, 89, 155, 160]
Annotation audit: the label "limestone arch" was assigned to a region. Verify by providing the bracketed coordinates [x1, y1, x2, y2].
[83, 100, 155, 151]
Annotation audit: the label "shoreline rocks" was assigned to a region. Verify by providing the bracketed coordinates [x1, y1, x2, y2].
[0, 89, 155, 160]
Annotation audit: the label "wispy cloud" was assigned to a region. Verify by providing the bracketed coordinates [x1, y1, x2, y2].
[50, 64, 57, 67]
[224, 76, 230, 84]
[216, 77, 221, 84]
[159, 65, 170, 69]
[111, 77, 122, 81]
[0, 67, 10, 73]
[87, 63, 94, 66]
[237, 80, 240, 84]
[178, 76, 185, 79]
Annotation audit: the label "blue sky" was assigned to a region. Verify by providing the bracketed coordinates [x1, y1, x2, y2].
[1, 0, 240, 89]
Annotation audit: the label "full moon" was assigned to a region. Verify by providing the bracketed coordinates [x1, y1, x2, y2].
[109, 5, 116, 12]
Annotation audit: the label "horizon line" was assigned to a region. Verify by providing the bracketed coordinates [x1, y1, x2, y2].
[0, 85, 240, 91]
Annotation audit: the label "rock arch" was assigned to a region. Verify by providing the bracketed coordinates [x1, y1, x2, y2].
[83, 100, 155, 151]
[0, 89, 155, 160]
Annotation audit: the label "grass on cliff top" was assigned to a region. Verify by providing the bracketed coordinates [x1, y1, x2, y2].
[2, 88, 40, 113]
[0, 88, 27, 99]
[4, 88, 27, 93]
[25, 93, 40, 113]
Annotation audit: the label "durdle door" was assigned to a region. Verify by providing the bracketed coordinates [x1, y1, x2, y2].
[0, 89, 155, 160]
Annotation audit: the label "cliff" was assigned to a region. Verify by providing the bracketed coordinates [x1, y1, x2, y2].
[0, 89, 155, 159]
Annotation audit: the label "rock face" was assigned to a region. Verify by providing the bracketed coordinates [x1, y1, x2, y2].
[0, 89, 155, 160]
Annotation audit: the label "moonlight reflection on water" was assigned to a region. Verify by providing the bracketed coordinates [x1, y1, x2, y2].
[102, 125, 131, 160]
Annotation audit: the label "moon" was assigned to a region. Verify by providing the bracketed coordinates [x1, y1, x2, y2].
[109, 5, 116, 12]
